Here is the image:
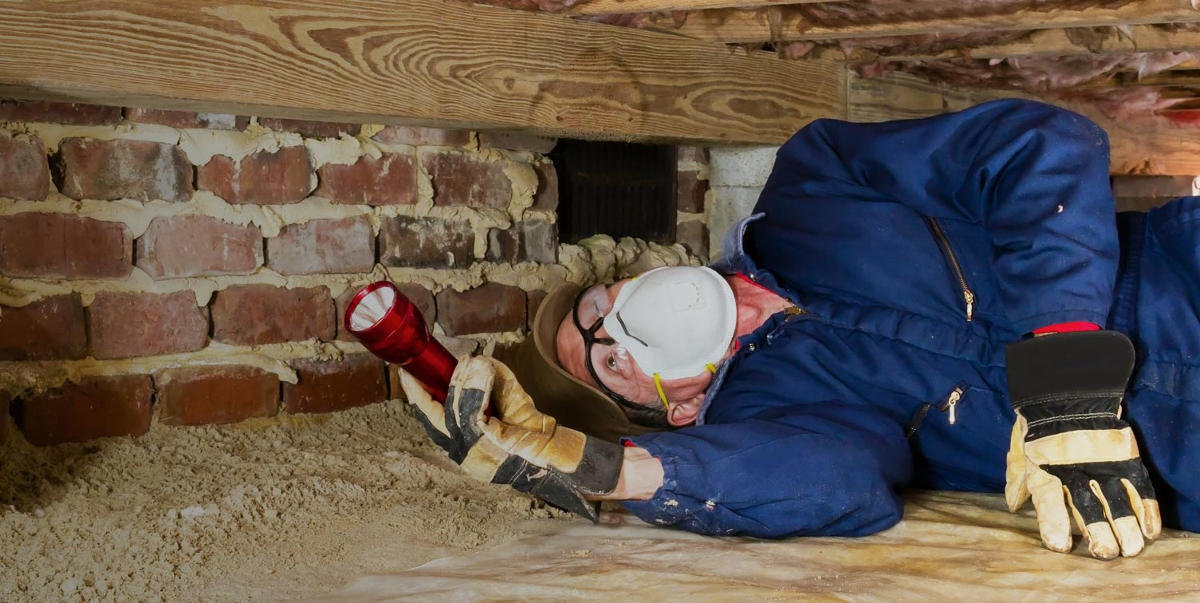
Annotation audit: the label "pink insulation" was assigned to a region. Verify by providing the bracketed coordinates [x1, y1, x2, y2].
[469, 0, 1200, 124]
[897, 52, 1200, 91]
[1057, 87, 1194, 122]
[788, 0, 1137, 27]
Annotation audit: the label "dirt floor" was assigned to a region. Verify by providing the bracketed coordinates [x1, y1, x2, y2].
[0, 401, 571, 603]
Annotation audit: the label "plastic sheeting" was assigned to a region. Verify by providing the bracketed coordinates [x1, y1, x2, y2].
[311, 491, 1200, 603]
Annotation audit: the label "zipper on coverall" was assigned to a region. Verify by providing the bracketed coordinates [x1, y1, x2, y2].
[905, 383, 966, 439]
[923, 216, 976, 322]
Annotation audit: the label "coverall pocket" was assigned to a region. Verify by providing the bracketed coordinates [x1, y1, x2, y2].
[905, 382, 967, 439]
[923, 216, 976, 322]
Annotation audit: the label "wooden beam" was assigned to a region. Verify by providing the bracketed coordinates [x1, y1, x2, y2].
[566, 0, 831, 17]
[648, 0, 1200, 43]
[869, 26, 1200, 63]
[847, 71, 1018, 124]
[849, 71, 1200, 176]
[0, 0, 846, 145]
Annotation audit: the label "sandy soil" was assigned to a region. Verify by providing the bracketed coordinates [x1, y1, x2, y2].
[0, 401, 570, 603]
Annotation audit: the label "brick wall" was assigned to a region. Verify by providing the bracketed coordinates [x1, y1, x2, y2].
[676, 146, 710, 262]
[0, 100, 699, 446]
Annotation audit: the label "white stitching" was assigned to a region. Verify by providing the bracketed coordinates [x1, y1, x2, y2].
[1027, 412, 1118, 428]
[1014, 390, 1124, 409]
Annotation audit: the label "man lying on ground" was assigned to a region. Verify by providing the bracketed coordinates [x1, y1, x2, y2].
[400, 99, 1200, 560]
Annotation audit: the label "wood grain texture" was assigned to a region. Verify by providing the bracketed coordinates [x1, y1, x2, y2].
[849, 72, 1200, 176]
[565, 0, 831, 16]
[847, 71, 1018, 124]
[0, 0, 846, 144]
[648, 0, 1200, 43]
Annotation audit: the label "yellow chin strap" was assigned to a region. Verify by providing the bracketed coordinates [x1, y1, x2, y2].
[653, 364, 719, 413]
[653, 373, 670, 412]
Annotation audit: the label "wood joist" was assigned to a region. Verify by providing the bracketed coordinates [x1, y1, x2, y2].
[0, 0, 846, 145]
[564, 0, 829, 17]
[852, 71, 1200, 176]
[854, 26, 1200, 63]
[3, 0, 1198, 174]
[643, 0, 1200, 44]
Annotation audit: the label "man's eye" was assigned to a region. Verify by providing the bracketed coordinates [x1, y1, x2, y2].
[606, 354, 618, 371]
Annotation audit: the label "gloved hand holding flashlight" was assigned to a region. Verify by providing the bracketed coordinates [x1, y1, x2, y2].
[398, 357, 624, 522]
[347, 280, 621, 520]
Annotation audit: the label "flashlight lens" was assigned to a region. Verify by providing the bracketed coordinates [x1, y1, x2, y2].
[350, 286, 396, 332]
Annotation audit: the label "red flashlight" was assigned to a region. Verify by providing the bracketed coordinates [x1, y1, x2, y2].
[344, 281, 458, 402]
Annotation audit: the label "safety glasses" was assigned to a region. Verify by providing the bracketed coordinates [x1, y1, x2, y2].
[571, 287, 668, 428]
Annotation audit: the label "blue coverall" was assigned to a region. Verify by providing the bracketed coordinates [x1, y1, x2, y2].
[621, 99, 1200, 538]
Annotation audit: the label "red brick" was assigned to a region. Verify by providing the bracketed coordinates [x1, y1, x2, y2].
[677, 145, 709, 166]
[677, 170, 707, 213]
[485, 221, 556, 264]
[266, 216, 375, 276]
[87, 291, 209, 360]
[334, 289, 358, 343]
[423, 153, 511, 209]
[532, 160, 558, 212]
[0, 213, 132, 279]
[125, 108, 247, 130]
[335, 282, 434, 342]
[11, 375, 152, 446]
[520, 221, 556, 263]
[136, 216, 262, 279]
[211, 285, 335, 345]
[677, 220, 709, 260]
[0, 391, 10, 445]
[0, 135, 51, 200]
[198, 146, 313, 205]
[486, 228, 519, 264]
[0, 295, 87, 361]
[155, 366, 279, 426]
[283, 353, 386, 414]
[527, 290, 547, 330]
[0, 100, 121, 126]
[57, 138, 194, 202]
[379, 216, 474, 268]
[258, 118, 361, 138]
[373, 126, 471, 146]
[437, 283, 526, 336]
[315, 153, 417, 205]
[478, 131, 556, 153]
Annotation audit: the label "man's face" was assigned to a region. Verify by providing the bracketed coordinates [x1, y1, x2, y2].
[554, 277, 715, 426]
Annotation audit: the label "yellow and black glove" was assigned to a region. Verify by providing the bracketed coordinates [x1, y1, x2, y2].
[1005, 331, 1162, 559]
[398, 356, 624, 521]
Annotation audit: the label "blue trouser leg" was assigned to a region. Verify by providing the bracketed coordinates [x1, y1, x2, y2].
[1122, 196, 1200, 532]
[1126, 389, 1200, 531]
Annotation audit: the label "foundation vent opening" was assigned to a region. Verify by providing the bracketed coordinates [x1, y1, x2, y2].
[550, 139, 677, 244]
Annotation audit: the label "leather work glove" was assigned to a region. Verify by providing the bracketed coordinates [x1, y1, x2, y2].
[398, 356, 624, 521]
[1005, 331, 1162, 559]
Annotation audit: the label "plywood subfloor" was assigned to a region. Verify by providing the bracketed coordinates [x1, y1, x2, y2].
[312, 491, 1200, 603]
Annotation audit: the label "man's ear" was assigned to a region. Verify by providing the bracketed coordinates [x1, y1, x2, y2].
[667, 394, 704, 427]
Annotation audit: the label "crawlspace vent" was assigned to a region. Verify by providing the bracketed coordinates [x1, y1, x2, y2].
[550, 140, 676, 244]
